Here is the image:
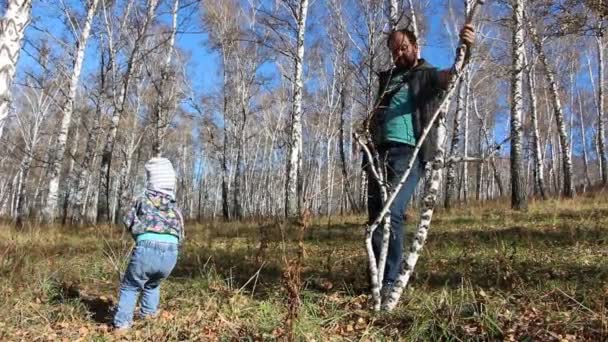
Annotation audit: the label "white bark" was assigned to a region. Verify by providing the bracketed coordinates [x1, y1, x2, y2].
[510, 0, 527, 210]
[388, 0, 399, 30]
[98, 0, 158, 222]
[43, 0, 99, 223]
[462, 70, 470, 202]
[153, 0, 179, 157]
[577, 91, 591, 190]
[383, 0, 485, 311]
[526, 17, 574, 198]
[0, 0, 31, 140]
[445, 77, 465, 209]
[525, 52, 547, 199]
[285, 0, 309, 217]
[407, 0, 419, 50]
[14, 85, 56, 226]
[596, 35, 607, 185]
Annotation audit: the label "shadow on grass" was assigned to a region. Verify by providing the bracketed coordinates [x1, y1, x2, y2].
[52, 282, 114, 324]
[172, 222, 608, 299]
[427, 225, 608, 248]
[416, 257, 608, 291]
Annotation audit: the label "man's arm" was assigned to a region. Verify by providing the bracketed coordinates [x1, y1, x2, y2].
[437, 24, 476, 90]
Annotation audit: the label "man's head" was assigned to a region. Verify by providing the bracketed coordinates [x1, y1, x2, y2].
[388, 28, 419, 70]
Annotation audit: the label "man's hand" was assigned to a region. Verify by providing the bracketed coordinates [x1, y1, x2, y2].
[460, 24, 475, 49]
[437, 24, 476, 90]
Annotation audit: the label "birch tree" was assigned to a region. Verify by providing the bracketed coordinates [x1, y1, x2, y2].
[388, 0, 400, 30]
[97, 0, 159, 223]
[284, 0, 309, 217]
[360, 0, 485, 312]
[0, 0, 31, 140]
[526, 14, 575, 198]
[510, 0, 527, 210]
[14, 77, 59, 226]
[256, 0, 310, 217]
[525, 50, 547, 200]
[43, 0, 99, 223]
[596, 33, 606, 185]
[151, 0, 180, 157]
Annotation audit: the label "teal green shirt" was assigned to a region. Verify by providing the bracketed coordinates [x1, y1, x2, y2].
[136, 232, 179, 244]
[382, 70, 416, 146]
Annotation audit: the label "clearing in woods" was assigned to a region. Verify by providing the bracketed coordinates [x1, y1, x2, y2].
[1, 191, 608, 340]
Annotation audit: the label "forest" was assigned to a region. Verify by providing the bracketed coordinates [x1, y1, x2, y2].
[0, 0, 607, 340]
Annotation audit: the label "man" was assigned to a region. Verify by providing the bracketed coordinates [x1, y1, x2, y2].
[367, 25, 475, 297]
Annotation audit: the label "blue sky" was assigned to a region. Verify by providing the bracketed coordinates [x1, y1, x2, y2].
[14, 0, 466, 99]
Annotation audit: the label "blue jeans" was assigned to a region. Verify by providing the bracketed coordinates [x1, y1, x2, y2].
[366, 143, 423, 286]
[113, 240, 178, 328]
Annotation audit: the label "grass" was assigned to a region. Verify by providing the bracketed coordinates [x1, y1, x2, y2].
[1, 193, 608, 341]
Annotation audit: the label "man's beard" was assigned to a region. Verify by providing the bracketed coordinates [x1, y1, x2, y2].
[395, 54, 416, 70]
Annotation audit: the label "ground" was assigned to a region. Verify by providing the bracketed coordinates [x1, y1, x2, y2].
[1, 192, 608, 341]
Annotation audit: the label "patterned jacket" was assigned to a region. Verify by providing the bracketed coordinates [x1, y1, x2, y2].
[123, 190, 184, 243]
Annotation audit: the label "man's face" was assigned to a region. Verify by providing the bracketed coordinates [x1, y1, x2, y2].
[389, 32, 418, 69]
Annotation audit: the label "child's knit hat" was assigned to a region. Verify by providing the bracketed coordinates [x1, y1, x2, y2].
[145, 157, 176, 198]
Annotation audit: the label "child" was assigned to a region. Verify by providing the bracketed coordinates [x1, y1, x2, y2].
[113, 157, 184, 330]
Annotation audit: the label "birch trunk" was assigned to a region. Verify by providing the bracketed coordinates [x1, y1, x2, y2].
[381, 0, 485, 311]
[407, 0, 421, 58]
[388, 0, 399, 30]
[462, 70, 470, 202]
[445, 78, 465, 210]
[526, 54, 547, 200]
[0, 0, 31, 140]
[98, 0, 159, 223]
[526, 17, 574, 198]
[510, 0, 527, 210]
[43, 0, 99, 223]
[152, 0, 179, 157]
[597, 34, 607, 185]
[577, 91, 592, 190]
[72, 63, 104, 224]
[15, 152, 32, 227]
[285, 0, 309, 217]
[339, 82, 357, 211]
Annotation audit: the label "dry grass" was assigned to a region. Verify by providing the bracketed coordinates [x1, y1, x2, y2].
[1, 192, 608, 340]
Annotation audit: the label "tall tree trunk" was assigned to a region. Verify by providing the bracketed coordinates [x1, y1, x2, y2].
[43, 0, 99, 223]
[462, 70, 470, 203]
[596, 34, 607, 185]
[407, 0, 421, 58]
[445, 78, 465, 210]
[526, 54, 547, 200]
[382, 0, 485, 310]
[0, 0, 31, 140]
[526, 17, 574, 198]
[152, 0, 179, 157]
[97, 0, 159, 223]
[73, 70, 104, 224]
[510, 0, 527, 210]
[285, 0, 309, 217]
[61, 113, 81, 225]
[476, 125, 483, 201]
[577, 91, 592, 190]
[15, 151, 32, 227]
[233, 114, 245, 220]
[339, 81, 357, 211]
[388, 0, 399, 30]
[220, 48, 232, 221]
[473, 100, 484, 201]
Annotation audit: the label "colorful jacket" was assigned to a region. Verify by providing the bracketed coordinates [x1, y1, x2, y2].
[123, 190, 184, 243]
